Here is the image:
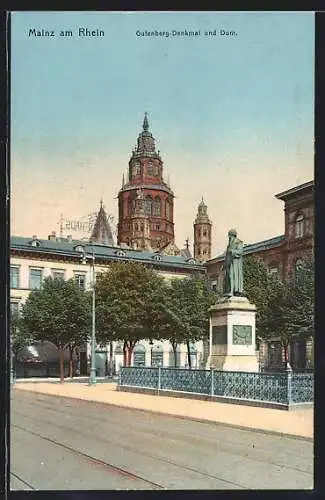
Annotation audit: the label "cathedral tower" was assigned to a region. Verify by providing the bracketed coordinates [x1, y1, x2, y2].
[117, 113, 175, 251]
[193, 198, 212, 262]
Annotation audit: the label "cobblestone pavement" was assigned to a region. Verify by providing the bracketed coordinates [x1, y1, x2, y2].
[11, 390, 313, 490]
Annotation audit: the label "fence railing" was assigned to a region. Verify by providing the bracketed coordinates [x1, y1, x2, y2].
[119, 367, 314, 405]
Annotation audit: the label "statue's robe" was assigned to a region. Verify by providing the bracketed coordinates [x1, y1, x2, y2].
[223, 238, 243, 295]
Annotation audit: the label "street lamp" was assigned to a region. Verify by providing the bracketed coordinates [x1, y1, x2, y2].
[10, 335, 15, 385]
[80, 246, 96, 386]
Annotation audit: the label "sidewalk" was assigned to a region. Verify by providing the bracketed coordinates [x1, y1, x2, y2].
[13, 381, 313, 440]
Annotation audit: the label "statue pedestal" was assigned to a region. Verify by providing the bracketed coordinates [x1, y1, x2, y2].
[207, 296, 259, 372]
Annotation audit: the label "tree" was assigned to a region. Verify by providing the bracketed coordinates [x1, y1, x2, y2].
[95, 261, 167, 366]
[259, 258, 314, 365]
[20, 277, 91, 383]
[243, 255, 283, 343]
[162, 275, 218, 368]
[10, 308, 32, 356]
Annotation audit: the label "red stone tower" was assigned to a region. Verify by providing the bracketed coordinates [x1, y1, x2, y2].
[117, 113, 175, 251]
[193, 198, 212, 262]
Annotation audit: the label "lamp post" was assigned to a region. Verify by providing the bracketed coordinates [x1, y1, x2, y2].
[10, 335, 15, 385]
[80, 246, 96, 386]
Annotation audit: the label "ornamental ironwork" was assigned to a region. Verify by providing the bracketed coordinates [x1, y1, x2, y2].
[119, 367, 313, 405]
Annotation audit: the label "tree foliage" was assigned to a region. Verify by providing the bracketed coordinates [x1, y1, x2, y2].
[161, 275, 218, 367]
[10, 309, 32, 355]
[95, 261, 167, 365]
[243, 255, 283, 339]
[20, 277, 91, 382]
[260, 258, 314, 346]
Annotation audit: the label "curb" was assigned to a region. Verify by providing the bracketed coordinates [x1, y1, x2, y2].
[13, 387, 313, 443]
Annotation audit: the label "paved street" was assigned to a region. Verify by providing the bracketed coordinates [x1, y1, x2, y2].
[11, 390, 313, 490]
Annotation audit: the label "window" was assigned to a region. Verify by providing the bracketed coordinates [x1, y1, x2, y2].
[197, 229, 201, 238]
[135, 223, 139, 231]
[74, 273, 86, 289]
[295, 258, 304, 278]
[153, 254, 162, 261]
[203, 231, 207, 237]
[115, 250, 126, 257]
[74, 245, 84, 253]
[29, 268, 42, 290]
[156, 224, 160, 231]
[147, 162, 153, 175]
[133, 162, 141, 176]
[145, 196, 152, 216]
[295, 214, 304, 238]
[153, 197, 161, 216]
[165, 202, 170, 220]
[52, 269, 65, 280]
[10, 266, 20, 289]
[10, 301, 19, 316]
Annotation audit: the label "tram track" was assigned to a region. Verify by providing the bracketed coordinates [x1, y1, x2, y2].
[11, 396, 312, 475]
[12, 424, 166, 490]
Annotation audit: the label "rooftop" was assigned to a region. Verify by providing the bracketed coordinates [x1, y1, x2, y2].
[207, 235, 285, 264]
[10, 236, 204, 272]
[275, 180, 314, 201]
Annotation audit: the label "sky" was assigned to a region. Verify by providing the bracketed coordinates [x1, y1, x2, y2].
[10, 11, 314, 256]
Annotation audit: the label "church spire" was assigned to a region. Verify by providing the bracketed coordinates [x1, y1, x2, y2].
[143, 112, 149, 132]
[90, 200, 114, 246]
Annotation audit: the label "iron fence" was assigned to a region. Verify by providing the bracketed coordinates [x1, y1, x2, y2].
[119, 367, 313, 405]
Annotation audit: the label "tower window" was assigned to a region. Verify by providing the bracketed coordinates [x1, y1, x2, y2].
[145, 196, 152, 216]
[135, 223, 139, 231]
[295, 214, 304, 239]
[153, 197, 161, 216]
[203, 231, 207, 237]
[166, 201, 170, 220]
[156, 224, 160, 231]
[197, 229, 201, 238]
[140, 224, 144, 231]
[147, 162, 153, 175]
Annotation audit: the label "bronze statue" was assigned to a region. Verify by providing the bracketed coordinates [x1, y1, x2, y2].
[223, 229, 244, 297]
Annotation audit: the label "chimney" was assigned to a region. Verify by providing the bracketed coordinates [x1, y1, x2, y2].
[32, 235, 37, 240]
[67, 235, 72, 242]
[48, 230, 57, 241]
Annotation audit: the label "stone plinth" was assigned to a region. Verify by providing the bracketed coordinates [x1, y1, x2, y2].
[207, 296, 259, 372]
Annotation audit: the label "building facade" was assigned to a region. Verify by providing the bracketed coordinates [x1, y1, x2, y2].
[117, 113, 175, 252]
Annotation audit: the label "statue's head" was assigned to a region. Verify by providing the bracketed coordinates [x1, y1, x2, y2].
[228, 229, 237, 238]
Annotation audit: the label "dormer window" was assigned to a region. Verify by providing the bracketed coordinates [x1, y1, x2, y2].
[153, 254, 162, 261]
[74, 245, 84, 253]
[187, 258, 196, 264]
[295, 214, 304, 239]
[115, 250, 126, 257]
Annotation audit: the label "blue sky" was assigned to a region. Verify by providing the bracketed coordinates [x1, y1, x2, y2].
[11, 11, 314, 255]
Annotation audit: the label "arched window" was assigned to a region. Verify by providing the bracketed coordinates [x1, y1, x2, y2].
[295, 214, 304, 239]
[135, 223, 138, 231]
[165, 201, 170, 220]
[147, 162, 153, 175]
[145, 196, 152, 216]
[153, 197, 161, 216]
[133, 162, 141, 177]
[127, 197, 133, 216]
[151, 344, 163, 367]
[133, 343, 146, 367]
